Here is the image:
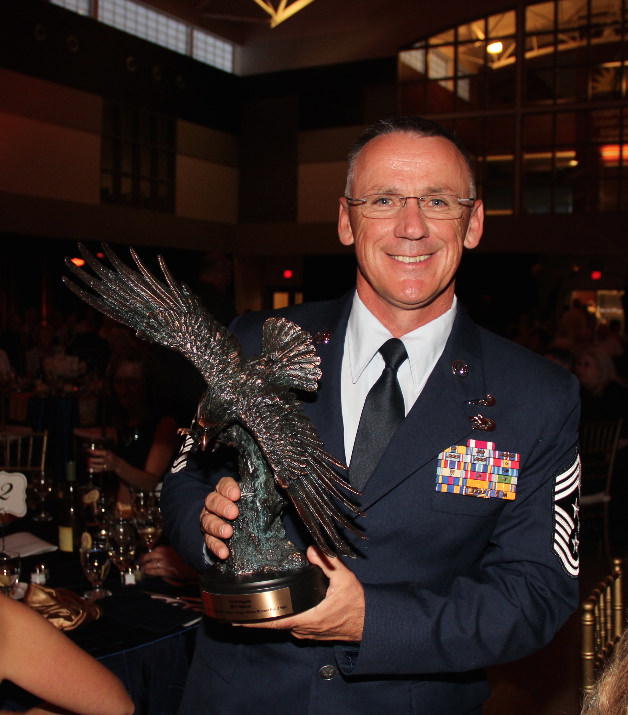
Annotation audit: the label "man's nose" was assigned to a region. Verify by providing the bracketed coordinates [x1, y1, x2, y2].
[396, 199, 430, 238]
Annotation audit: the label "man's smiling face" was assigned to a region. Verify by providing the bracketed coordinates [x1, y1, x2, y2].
[338, 132, 483, 334]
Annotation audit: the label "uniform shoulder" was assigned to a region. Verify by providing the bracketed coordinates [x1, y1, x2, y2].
[229, 294, 351, 356]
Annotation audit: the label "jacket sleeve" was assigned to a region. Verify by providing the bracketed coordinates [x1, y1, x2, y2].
[337, 374, 581, 676]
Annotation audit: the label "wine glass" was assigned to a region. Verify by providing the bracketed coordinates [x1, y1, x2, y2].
[79, 533, 112, 600]
[84, 438, 113, 489]
[0, 551, 21, 597]
[108, 518, 138, 585]
[88, 489, 116, 532]
[134, 505, 163, 553]
[30, 471, 53, 522]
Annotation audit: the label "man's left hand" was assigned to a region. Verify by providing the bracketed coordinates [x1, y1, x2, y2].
[239, 546, 364, 642]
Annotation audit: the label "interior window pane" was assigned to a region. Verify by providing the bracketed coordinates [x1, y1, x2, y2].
[486, 115, 515, 154]
[525, 114, 554, 147]
[431, 29, 455, 44]
[526, 66, 556, 102]
[399, 48, 426, 78]
[557, 0, 578, 28]
[526, 31, 556, 54]
[523, 152, 554, 213]
[487, 10, 516, 38]
[555, 112, 578, 145]
[487, 67, 517, 106]
[428, 47, 454, 78]
[526, 2, 556, 33]
[458, 20, 485, 43]
[591, 62, 625, 99]
[485, 157, 515, 213]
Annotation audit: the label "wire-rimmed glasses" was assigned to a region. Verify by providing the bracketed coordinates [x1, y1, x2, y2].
[345, 193, 475, 220]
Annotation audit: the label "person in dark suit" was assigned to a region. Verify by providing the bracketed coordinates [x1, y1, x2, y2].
[161, 116, 581, 715]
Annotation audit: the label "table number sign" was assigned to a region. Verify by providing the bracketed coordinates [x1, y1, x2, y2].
[0, 472, 28, 518]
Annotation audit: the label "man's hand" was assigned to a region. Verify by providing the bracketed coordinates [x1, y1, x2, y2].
[200, 476, 241, 560]
[241, 546, 365, 642]
[199, 479, 365, 642]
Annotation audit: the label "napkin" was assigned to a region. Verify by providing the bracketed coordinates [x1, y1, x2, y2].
[2, 532, 58, 557]
[24, 583, 102, 631]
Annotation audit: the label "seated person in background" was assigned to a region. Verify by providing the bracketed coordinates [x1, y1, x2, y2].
[86, 352, 180, 508]
[0, 593, 134, 715]
[576, 344, 628, 546]
[575, 345, 628, 445]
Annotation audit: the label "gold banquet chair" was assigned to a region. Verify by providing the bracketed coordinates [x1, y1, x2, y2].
[0, 429, 48, 476]
[581, 558, 625, 695]
[579, 419, 623, 562]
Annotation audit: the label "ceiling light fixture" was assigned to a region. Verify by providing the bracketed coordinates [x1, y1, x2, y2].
[487, 41, 503, 54]
[251, 0, 316, 28]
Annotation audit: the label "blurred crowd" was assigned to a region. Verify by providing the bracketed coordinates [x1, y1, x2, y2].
[503, 299, 628, 431]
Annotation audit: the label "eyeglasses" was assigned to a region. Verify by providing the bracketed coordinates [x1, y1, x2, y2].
[345, 193, 475, 220]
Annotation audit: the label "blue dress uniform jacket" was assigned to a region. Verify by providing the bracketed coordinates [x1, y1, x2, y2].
[161, 292, 581, 715]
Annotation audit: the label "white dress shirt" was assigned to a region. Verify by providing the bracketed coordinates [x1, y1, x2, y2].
[341, 292, 457, 464]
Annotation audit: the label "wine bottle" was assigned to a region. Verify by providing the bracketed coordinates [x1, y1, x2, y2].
[58, 461, 82, 553]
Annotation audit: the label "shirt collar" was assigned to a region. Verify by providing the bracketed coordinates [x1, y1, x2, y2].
[346, 292, 457, 388]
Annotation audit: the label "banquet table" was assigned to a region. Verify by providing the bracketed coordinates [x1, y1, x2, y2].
[0, 520, 201, 714]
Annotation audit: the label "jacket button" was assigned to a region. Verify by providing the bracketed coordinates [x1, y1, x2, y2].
[318, 665, 337, 680]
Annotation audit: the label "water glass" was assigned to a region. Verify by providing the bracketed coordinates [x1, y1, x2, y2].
[0, 551, 21, 597]
[79, 534, 111, 600]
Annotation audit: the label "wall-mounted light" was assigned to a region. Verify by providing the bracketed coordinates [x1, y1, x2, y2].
[487, 41, 503, 54]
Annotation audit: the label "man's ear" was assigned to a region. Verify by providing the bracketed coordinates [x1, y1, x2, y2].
[338, 199, 355, 247]
[463, 199, 484, 250]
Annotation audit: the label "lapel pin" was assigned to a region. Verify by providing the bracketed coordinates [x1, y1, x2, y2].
[452, 360, 469, 377]
[467, 394, 496, 407]
[469, 414, 496, 431]
[314, 330, 332, 345]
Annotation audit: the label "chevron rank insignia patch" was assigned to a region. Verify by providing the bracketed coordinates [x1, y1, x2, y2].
[553, 454, 581, 577]
[171, 433, 194, 474]
[435, 439, 520, 500]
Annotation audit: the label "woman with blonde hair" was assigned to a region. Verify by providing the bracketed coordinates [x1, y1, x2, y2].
[581, 628, 628, 715]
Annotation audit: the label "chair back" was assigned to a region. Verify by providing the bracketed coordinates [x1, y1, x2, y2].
[581, 558, 624, 694]
[0, 429, 48, 475]
[579, 419, 623, 491]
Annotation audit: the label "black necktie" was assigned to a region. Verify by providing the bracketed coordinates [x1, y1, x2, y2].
[350, 338, 408, 492]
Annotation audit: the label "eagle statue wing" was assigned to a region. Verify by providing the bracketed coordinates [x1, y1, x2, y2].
[64, 244, 364, 558]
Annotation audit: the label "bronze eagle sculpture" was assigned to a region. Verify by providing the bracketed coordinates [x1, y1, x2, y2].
[63, 244, 364, 562]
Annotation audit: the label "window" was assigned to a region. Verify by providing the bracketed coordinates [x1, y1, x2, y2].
[399, 0, 628, 216]
[101, 103, 176, 212]
[48, 0, 234, 73]
[50, 0, 91, 14]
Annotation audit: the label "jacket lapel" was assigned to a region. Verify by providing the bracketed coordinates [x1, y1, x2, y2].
[359, 308, 489, 509]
